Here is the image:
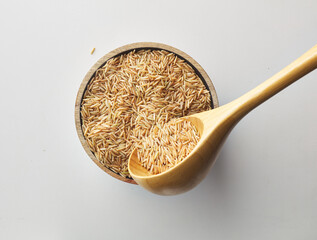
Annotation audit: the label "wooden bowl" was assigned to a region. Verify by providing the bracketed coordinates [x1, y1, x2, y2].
[75, 42, 219, 184]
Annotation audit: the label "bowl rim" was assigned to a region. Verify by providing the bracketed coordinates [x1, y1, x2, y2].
[75, 42, 219, 184]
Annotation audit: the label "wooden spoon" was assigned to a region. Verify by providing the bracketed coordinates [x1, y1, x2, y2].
[128, 44, 317, 196]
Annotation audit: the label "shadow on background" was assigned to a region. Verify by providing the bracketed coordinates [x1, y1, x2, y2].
[193, 141, 241, 213]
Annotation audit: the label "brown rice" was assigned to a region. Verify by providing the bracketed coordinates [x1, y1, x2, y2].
[81, 49, 211, 178]
[137, 118, 200, 175]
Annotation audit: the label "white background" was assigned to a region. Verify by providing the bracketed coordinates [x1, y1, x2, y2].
[0, 0, 316, 239]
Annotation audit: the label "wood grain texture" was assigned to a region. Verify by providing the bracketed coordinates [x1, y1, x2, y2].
[129, 44, 317, 195]
[75, 42, 219, 184]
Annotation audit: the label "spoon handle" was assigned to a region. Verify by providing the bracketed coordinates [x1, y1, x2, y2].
[230, 44, 317, 118]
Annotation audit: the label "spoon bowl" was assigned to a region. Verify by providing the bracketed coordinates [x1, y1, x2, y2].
[129, 44, 317, 195]
[129, 103, 238, 195]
